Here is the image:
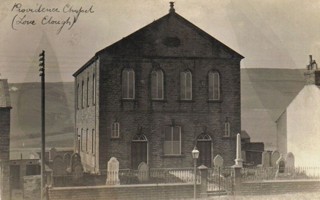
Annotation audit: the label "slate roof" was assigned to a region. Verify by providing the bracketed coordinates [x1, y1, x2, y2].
[74, 10, 243, 76]
[0, 79, 11, 108]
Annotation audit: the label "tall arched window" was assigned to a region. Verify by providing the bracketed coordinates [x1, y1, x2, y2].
[122, 68, 135, 99]
[180, 70, 192, 100]
[151, 69, 164, 100]
[208, 71, 220, 100]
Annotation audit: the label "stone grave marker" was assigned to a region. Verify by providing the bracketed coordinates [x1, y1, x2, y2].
[275, 154, 286, 178]
[138, 162, 149, 182]
[262, 151, 271, 168]
[106, 157, 120, 185]
[63, 153, 71, 169]
[271, 150, 280, 167]
[49, 148, 57, 161]
[52, 156, 67, 176]
[213, 155, 224, 169]
[72, 164, 83, 182]
[286, 152, 295, 168]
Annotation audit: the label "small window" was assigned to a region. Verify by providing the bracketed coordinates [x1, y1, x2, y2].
[86, 129, 89, 152]
[92, 74, 96, 105]
[180, 70, 192, 100]
[81, 81, 85, 108]
[87, 77, 89, 107]
[81, 128, 84, 152]
[122, 68, 135, 99]
[77, 83, 80, 109]
[164, 126, 181, 155]
[112, 122, 120, 138]
[151, 69, 164, 100]
[92, 129, 95, 154]
[224, 118, 230, 137]
[208, 71, 220, 100]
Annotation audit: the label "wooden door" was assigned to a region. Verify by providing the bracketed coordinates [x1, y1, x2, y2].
[197, 141, 212, 167]
[131, 141, 148, 169]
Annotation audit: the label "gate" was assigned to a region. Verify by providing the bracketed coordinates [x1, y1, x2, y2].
[207, 167, 233, 195]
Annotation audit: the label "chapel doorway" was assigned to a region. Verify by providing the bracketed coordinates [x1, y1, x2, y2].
[131, 134, 148, 169]
[196, 134, 212, 167]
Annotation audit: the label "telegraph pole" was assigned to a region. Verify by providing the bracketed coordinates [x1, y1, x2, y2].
[39, 50, 46, 200]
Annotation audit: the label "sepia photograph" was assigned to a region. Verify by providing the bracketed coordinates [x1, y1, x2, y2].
[0, 0, 320, 199]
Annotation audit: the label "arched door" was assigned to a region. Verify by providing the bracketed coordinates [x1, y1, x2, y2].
[196, 134, 212, 167]
[131, 134, 148, 169]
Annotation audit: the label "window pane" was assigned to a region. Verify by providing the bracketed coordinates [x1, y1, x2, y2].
[208, 73, 214, 99]
[128, 71, 134, 98]
[158, 71, 163, 99]
[151, 71, 157, 99]
[122, 70, 128, 98]
[165, 127, 171, 141]
[172, 141, 180, 154]
[92, 75, 96, 105]
[186, 72, 192, 99]
[173, 127, 180, 141]
[164, 141, 172, 154]
[180, 72, 186, 99]
[213, 73, 219, 100]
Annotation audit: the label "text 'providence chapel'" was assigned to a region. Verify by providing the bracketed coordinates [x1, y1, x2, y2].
[73, 3, 243, 174]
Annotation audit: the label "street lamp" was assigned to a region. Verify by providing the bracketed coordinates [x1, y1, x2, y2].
[192, 146, 199, 200]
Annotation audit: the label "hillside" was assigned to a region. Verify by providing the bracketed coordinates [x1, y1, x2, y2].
[8, 68, 307, 150]
[9, 82, 74, 148]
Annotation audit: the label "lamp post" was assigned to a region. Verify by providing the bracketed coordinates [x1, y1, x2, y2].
[192, 147, 199, 200]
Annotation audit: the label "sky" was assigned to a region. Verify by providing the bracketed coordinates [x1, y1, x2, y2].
[0, 0, 320, 83]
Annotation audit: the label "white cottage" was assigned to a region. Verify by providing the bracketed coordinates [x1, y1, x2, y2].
[276, 56, 320, 167]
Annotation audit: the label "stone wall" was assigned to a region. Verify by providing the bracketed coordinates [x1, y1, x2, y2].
[48, 183, 196, 200]
[235, 180, 320, 195]
[23, 175, 41, 200]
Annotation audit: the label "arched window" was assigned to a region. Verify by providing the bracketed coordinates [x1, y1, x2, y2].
[122, 68, 135, 99]
[112, 122, 120, 138]
[208, 71, 220, 100]
[151, 69, 164, 100]
[180, 70, 192, 100]
[81, 80, 85, 108]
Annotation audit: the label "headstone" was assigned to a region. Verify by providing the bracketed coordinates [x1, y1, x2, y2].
[72, 164, 84, 182]
[49, 148, 57, 161]
[138, 162, 149, 182]
[70, 153, 82, 171]
[70, 153, 83, 182]
[261, 151, 271, 168]
[286, 152, 295, 168]
[275, 154, 286, 178]
[234, 133, 243, 168]
[52, 156, 67, 176]
[271, 150, 280, 167]
[63, 153, 71, 169]
[106, 157, 120, 185]
[213, 155, 224, 168]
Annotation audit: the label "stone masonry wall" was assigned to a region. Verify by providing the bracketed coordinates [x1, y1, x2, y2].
[48, 184, 195, 200]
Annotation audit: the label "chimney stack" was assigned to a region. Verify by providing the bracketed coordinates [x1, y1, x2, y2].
[304, 55, 320, 85]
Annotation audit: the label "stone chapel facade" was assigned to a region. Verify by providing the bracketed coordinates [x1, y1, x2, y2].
[73, 4, 243, 173]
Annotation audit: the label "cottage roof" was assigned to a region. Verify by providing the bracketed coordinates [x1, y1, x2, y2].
[73, 9, 244, 76]
[240, 130, 251, 140]
[0, 79, 11, 108]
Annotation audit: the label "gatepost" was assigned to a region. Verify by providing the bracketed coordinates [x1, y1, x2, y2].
[198, 165, 208, 198]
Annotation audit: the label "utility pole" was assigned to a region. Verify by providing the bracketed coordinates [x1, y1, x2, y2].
[39, 50, 46, 200]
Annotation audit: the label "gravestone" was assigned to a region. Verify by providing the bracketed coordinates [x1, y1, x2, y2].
[52, 156, 67, 176]
[106, 157, 120, 185]
[63, 153, 71, 169]
[70, 153, 82, 171]
[213, 155, 224, 168]
[70, 153, 83, 182]
[213, 155, 223, 176]
[72, 164, 84, 183]
[261, 151, 271, 168]
[275, 154, 286, 178]
[50, 148, 57, 161]
[271, 150, 280, 167]
[138, 162, 149, 182]
[286, 152, 295, 168]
